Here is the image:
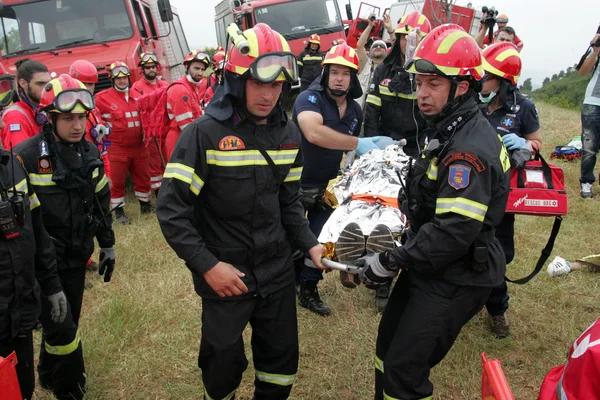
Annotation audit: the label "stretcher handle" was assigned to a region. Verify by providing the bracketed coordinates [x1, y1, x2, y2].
[322, 258, 363, 274]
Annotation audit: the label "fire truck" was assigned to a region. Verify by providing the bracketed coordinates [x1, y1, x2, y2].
[0, 0, 190, 92]
[214, 0, 347, 56]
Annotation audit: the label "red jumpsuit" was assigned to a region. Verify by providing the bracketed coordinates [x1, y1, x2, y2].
[85, 109, 112, 182]
[95, 88, 151, 209]
[1, 101, 40, 148]
[130, 78, 169, 191]
[164, 77, 202, 160]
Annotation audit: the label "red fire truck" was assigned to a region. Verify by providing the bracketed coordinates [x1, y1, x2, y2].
[214, 0, 347, 56]
[0, 0, 190, 92]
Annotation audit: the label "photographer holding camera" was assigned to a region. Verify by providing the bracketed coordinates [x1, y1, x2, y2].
[474, 9, 524, 52]
[577, 31, 600, 199]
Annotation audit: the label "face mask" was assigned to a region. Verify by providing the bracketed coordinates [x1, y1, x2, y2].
[479, 89, 497, 104]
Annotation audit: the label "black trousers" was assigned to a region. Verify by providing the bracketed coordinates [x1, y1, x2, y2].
[38, 267, 86, 400]
[0, 331, 34, 399]
[485, 214, 515, 316]
[199, 283, 298, 400]
[374, 269, 491, 399]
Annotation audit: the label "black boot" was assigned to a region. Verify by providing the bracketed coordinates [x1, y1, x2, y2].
[140, 200, 155, 214]
[375, 281, 392, 313]
[114, 206, 130, 225]
[299, 281, 330, 316]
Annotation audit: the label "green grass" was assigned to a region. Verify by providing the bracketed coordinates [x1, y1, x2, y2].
[33, 102, 600, 399]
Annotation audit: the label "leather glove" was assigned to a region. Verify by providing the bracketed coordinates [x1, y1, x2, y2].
[356, 137, 380, 155]
[99, 248, 116, 282]
[48, 291, 67, 324]
[502, 133, 527, 151]
[355, 252, 399, 289]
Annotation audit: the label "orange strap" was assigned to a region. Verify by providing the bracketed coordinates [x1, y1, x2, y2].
[350, 193, 399, 209]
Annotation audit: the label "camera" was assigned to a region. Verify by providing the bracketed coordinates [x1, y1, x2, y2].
[481, 6, 498, 19]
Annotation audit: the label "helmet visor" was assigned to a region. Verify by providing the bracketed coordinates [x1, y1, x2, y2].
[0, 79, 15, 108]
[53, 89, 95, 113]
[187, 52, 211, 65]
[110, 65, 131, 78]
[406, 59, 446, 76]
[249, 52, 298, 84]
[140, 53, 158, 65]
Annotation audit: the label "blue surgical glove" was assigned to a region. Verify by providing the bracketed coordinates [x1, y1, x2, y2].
[502, 133, 527, 151]
[356, 137, 380, 155]
[372, 136, 398, 150]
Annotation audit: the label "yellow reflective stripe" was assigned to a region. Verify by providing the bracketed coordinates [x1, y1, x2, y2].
[95, 174, 108, 193]
[163, 162, 204, 195]
[92, 167, 99, 179]
[437, 30, 472, 54]
[29, 192, 41, 210]
[284, 167, 302, 182]
[45, 330, 81, 355]
[375, 356, 384, 373]
[255, 369, 295, 386]
[426, 162, 438, 181]
[436, 197, 488, 222]
[366, 94, 382, 107]
[206, 149, 298, 166]
[303, 55, 323, 61]
[297, 60, 303, 66]
[8, 178, 28, 194]
[203, 387, 236, 400]
[379, 85, 417, 99]
[498, 135, 511, 173]
[29, 173, 56, 186]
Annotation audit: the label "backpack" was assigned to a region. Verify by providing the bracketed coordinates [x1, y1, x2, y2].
[137, 81, 186, 144]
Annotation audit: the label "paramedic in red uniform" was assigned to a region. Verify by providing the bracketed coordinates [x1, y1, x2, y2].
[95, 61, 152, 224]
[164, 50, 208, 160]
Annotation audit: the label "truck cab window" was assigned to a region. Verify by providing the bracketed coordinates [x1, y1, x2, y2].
[132, 1, 148, 38]
[143, 5, 158, 38]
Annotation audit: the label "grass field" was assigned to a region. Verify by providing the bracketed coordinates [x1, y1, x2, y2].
[32, 102, 600, 399]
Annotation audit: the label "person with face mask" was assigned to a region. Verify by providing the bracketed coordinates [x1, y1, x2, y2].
[297, 34, 325, 92]
[164, 50, 208, 161]
[1, 59, 51, 148]
[14, 74, 115, 400]
[364, 11, 430, 158]
[479, 42, 542, 339]
[95, 61, 152, 224]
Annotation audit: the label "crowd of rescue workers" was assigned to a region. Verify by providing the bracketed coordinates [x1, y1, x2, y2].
[2, 7, 600, 400]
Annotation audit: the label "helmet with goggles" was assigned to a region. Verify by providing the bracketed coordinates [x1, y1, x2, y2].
[183, 50, 211, 68]
[481, 42, 521, 85]
[138, 52, 159, 67]
[68, 60, 98, 84]
[395, 11, 431, 35]
[0, 63, 16, 108]
[109, 61, 131, 78]
[39, 74, 94, 114]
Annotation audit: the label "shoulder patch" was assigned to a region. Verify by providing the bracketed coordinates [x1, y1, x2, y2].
[218, 135, 245, 151]
[38, 157, 52, 174]
[448, 164, 471, 190]
[183, 95, 189, 102]
[442, 152, 485, 172]
[380, 78, 391, 87]
[307, 94, 317, 104]
[9, 123, 20, 132]
[501, 116, 515, 129]
[39, 140, 49, 157]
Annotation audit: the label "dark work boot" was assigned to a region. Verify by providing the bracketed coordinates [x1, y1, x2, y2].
[375, 281, 391, 313]
[489, 313, 510, 338]
[299, 281, 330, 316]
[140, 200, 155, 214]
[114, 206, 130, 225]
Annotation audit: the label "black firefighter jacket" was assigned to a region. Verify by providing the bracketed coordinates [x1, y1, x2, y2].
[156, 107, 318, 300]
[15, 125, 114, 270]
[0, 149, 62, 340]
[392, 97, 511, 287]
[298, 48, 324, 92]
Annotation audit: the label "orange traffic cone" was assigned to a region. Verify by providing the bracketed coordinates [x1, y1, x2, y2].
[482, 352, 514, 400]
[0, 351, 22, 400]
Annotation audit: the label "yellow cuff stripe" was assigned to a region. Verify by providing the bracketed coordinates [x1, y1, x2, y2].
[203, 387, 236, 400]
[375, 356, 384, 373]
[45, 330, 81, 355]
[284, 167, 303, 182]
[29, 193, 41, 210]
[95, 175, 109, 193]
[255, 369, 295, 386]
[366, 94, 382, 107]
[426, 162, 438, 181]
[436, 197, 488, 222]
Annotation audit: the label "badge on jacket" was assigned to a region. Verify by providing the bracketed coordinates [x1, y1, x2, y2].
[38, 157, 52, 174]
[448, 164, 471, 190]
[9, 123, 20, 132]
[218, 135, 245, 150]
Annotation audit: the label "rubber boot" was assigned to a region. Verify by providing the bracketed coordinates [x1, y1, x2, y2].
[114, 206, 130, 225]
[299, 281, 330, 316]
[140, 200, 155, 214]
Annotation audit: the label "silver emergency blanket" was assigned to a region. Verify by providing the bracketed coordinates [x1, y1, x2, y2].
[318, 145, 412, 243]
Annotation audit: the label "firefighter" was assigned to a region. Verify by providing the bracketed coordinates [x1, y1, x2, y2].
[130, 53, 169, 195]
[364, 11, 431, 158]
[0, 73, 67, 400]
[201, 51, 225, 109]
[0, 63, 15, 108]
[293, 43, 393, 316]
[298, 34, 325, 92]
[14, 74, 115, 400]
[479, 42, 542, 338]
[164, 50, 208, 161]
[1, 59, 51, 149]
[95, 61, 153, 224]
[351, 25, 510, 399]
[156, 23, 324, 399]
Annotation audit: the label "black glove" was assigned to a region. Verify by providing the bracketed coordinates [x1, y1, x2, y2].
[99, 248, 116, 282]
[355, 252, 399, 289]
[300, 187, 324, 211]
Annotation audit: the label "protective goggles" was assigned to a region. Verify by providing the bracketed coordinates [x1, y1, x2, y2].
[406, 59, 447, 76]
[110, 65, 131, 78]
[0, 79, 15, 108]
[140, 53, 158, 65]
[248, 52, 298, 84]
[185, 52, 211, 66]
[49, 89, 95, 113]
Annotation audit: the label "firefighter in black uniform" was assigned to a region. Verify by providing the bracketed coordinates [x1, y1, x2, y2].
[352, 25, 511, 399]
[15, 74, 115, 400]
[364, 11, 431, 157]
[479, 42, 542, 338]
[156, 23, 324, 400]
[298, 34, 325, 92]
[0, 76, 67, 398]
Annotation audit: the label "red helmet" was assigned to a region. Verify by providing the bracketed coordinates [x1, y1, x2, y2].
[68, 60, 98, 84]
[216, 45, 225, 53]
[407, 24, 483, 80]
[225, 23, 297, 83]
[138, 52, 159, 67]
[322, 43, 360, 71]
[395, 11, 431, 35]
[332, 38, 346, 46]
[308, 34, 320, 45]
[0, 63, 15, 108]
[109, 61, 131, 78]
[39, 74, 94, 114]
[482, 42, 521, 85]
[212, 51, 226, 68]
[183, 50, 210, 67]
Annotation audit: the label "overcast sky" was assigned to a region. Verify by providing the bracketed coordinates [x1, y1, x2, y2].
[171, 0, 599, 86]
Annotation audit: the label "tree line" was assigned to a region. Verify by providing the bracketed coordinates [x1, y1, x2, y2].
[521, 64, 593, 110]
